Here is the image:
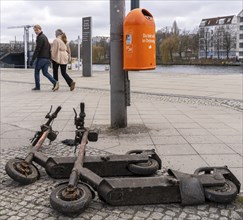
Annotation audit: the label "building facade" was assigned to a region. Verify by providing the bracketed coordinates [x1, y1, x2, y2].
[236, 10, 243, 61]
[199, 15, 238, 59]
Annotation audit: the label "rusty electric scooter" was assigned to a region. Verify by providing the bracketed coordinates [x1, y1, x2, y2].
[40, 102, 161, 178]
[34, 103, 161, 179]
[5, 103, 161, 185]
[49, 103, 241, 215]
[5, 106, 62, 185]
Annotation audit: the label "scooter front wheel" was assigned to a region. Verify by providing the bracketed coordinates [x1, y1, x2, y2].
[5, 158, 39, 185]
[50, 183, 92, 214]
[204, 179, 238, 203]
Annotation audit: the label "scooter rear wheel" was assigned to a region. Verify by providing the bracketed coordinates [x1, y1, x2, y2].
[126, 150, 159, 175]
[5, 158, 39, 185]
[204, 179, 238, 203]
[50, 183, 92, 214]
[128, 158, 159, 175]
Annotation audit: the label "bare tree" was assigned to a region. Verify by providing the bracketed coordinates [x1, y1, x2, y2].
[213, 28, 223, 59]
[223, 28, 236, 59]
[199, 28, 211, 59]
[177, 30, 190, 59]
[156, 30, 164, 62]
[189, 28, 199, 58]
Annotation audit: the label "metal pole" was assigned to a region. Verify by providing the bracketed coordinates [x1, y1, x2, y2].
[24, 27, 27, 69]
[78, 35, 81, 71]
[110, 0, 127, 128]
[131, 0, 139, 9]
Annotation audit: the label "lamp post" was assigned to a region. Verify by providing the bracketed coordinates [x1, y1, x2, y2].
[131, 0, 139, 9]
[110, 0, 127, 128]
[109, 0, 140, 128]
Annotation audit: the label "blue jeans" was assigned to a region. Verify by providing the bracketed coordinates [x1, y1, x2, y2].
[34, 58, 56, 89]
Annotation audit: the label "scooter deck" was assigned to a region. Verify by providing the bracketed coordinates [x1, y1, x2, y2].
[33, 151, 161, 178]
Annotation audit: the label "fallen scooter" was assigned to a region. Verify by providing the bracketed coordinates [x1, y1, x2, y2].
[5, 103, 161, 185]
[50, 102, 98, 213]
[49, 103, 160, 213]
[43, 102, 161, 178]
[50, 156, 241, 214]
[5, 105, 62, 185]
[49, 106, 241, 215]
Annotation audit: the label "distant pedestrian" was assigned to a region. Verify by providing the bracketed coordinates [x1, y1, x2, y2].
[51, 29, 75, 91]
[30, 24, 59, 91]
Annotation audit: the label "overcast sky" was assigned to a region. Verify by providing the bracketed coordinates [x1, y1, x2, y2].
[1, 0, 242, 43]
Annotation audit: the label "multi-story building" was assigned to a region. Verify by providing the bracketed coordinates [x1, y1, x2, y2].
[199, 14, 238, 59]
[236, 9, 243, 61]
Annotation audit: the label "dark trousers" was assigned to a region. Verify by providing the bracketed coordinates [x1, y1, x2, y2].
[52, 60, 73, 87]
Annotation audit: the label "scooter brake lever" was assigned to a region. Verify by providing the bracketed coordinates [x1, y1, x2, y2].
[45, 106, 53, 118]
[73, 108, 77, 118]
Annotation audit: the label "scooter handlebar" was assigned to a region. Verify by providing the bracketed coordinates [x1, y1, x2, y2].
[52, 106, 62, 118]
[45, 106, 62, 126]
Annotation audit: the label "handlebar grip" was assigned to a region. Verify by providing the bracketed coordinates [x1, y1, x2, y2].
[80, 103, 85, 114]
[52, 106, 62, 117]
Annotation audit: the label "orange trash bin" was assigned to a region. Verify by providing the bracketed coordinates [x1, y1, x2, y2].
[123, 8, 156, 71]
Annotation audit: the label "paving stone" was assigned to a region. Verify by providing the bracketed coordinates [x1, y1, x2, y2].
[36, 212, 49, 219]
[178, 212, 187, 219]
[28, 209, 39, 216]
[230, 211, 243, 220]
[197, 211, 209, 217]
[119, 213, 134, 219]
[103, 215, 119, 220]
[209, 213, 220, 219]
[162, 215, 173, 220]
[90, 215, 104, 220]
[17, 212, 28, 217]
[8, 216, 21, 220]
[220, 209, 229, 217]
[149, 212, 164, 219]
[136, 210, 151, 218]
[219, 217, 229, 220]
[187, 214, 201, 220]
[132, 216, 146, 220]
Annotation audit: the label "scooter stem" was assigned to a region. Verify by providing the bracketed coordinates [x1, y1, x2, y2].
[32, 130, 50, 151]
[68, 130, 89, 187]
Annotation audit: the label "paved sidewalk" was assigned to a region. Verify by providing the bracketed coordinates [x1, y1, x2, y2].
[0, 68, 242, 219]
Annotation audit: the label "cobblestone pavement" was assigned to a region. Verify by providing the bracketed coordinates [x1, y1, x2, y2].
[131, 92, 243, 112]
[1, 143, 243, 220]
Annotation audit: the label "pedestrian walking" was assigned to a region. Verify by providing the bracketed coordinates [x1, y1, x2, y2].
[51, 29, 75, 91]
[30, 24, 59, 91]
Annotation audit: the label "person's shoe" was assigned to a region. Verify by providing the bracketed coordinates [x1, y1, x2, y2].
[70, 81, 75, 91]
[53, 81, 59, 92]
[32, 87, 40, 91]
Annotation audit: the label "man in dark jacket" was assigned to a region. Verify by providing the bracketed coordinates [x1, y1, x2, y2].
[30, 24, 59, 91]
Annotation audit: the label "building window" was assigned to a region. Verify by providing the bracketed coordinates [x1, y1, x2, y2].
[240, 17, 243, 22]
[240, 25, 243, 30]
[240, 43, 243, 48]
[219, 18, 225, 25]
[239, 52, 243, 56]
[240, 34, 243, 39]
[226, 18, 232, 23]
[200, 21, 206, 26]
